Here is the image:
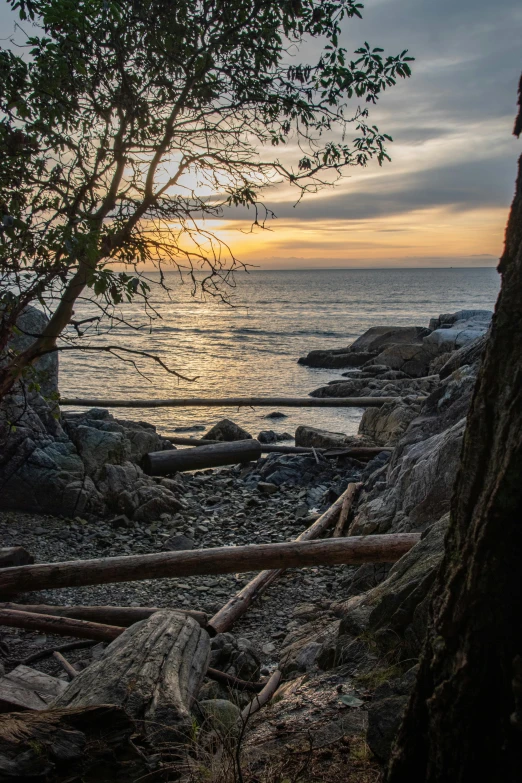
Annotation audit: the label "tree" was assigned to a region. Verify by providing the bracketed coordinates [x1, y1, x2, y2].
[0, 0, 412, 397]
[386, 81, 522, 782]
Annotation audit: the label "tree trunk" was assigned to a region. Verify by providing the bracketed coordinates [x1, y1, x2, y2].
[53, 610, 210, 744]
[386, 162, 522, 777]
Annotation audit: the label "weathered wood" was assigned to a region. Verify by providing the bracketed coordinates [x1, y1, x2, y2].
[0, 547, 33, 568]
[0, 535, 420, 595]
[206, 667, 264, 693]
[209, 482, 367, 634]
[0, 602, 207, 629]
[0, 705, 141, 780]
[143, 439, 262, 474]
[0, 665, 67, 712]
[333, 483, 361, 537]
[241, 670, 282, 721]
[60, 395, 400, 408]
[53, 651, 79, 680]
[165, 435, 391, 459]
[54, 610, 210, 744]
[0, 608, 124, 641]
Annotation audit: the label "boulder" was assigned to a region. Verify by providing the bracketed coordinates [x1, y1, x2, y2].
[295, 425, 374, 450]
[209, 633, 261, 683]
[366, 342, 441, 378]
[358, 397, 422, 447]
[424, 309, 492, 351]
[348, 326, 431, 354]
[310, 375, 439, 399]
[257, 430, 291, 444]
[298, 349, 374, 369]
[203, 418, 252, 442]
[197, 699, 241, 735]
[438, 333, 488, 379]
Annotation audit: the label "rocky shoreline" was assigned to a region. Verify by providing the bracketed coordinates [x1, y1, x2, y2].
[0, 307, 491, 778]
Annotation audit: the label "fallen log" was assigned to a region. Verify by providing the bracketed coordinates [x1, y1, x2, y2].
[54, 611, 210, 744]
[143, 439, 262, 474]
[241, 670, 282, 721]
[0, 547, 33, 568]
[209, 482, 364, 634]
[0, 602, 207, 629]
[60, 395, 401, 409]
[0, 535, 420, 595]
[165, 435, 391, 459]
[0, 608, 124, 641]
[333, 483, 361, 538]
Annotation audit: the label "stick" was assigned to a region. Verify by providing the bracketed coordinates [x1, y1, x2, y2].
[53, 651, 79, 679]
[21, 640, 98, 666]
[0, 547, 33, 568]
[241, 670, 282, 721]
[206, 667, 264, 693]
[60, 395, 401, 409]
[0, 535, 420, 596]
[209, 483, 366, 635]
[143, 439, 262, 475]
[333, 483, 361, 538]
[0, 603, 208, 629]
[0, 608, 124, 641]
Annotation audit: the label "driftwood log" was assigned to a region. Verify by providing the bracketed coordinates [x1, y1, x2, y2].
[0, 602, 207, 628]
[241, 670, 282, 721]
[0, 534, 420, 595]
[209, 481, 365, 634]
[0, 665, 67, 712]
[143, 439, 262, 474]
[333, 483, 361, 537]
[165, 435, 390, 459]
[0, 608, 124, 641]
[0, 547, 33, 568]
[53, 610, 210, 744]
[0, 705, 144, 781]
[60, 395, 401, 408]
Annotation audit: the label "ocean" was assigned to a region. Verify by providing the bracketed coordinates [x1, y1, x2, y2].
[61, 267, 500, 438]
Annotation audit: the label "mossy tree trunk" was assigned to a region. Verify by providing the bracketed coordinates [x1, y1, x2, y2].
[387, 138, 522, 780]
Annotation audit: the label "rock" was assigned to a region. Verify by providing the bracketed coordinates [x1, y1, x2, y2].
[298, 349, 374, 369]
[366, 667, 419, 763]
[164, 533, 194, 551]
[438, 333, 488, 379]
[263, 411, 288, 420]
[257, 481, 278, 495]
[209, 634, 260, 682]
[257, 430, 291, 444]
[1, 306, 59, 397]
[424, 309, 492, 351]
[349, 326, 431, 354]
[197, 699, 241, 735]
[366, 342, 441, 378]
[68, 425, 130, 477]
[173, 424, 206, 432]
[310, 375, 439, 399]
[203, 419, 252, 442]
[358, 398, 422, 447]
[294, 425, 373, 450]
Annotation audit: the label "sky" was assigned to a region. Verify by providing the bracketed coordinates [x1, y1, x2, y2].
[223, 0, 522, 268]
[1, 0, 520, 269]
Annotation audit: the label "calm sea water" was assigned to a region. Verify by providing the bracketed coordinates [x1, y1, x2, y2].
[61, 267, 500, 437]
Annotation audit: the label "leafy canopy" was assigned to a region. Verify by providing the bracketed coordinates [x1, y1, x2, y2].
[0, 0, 412, 390]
